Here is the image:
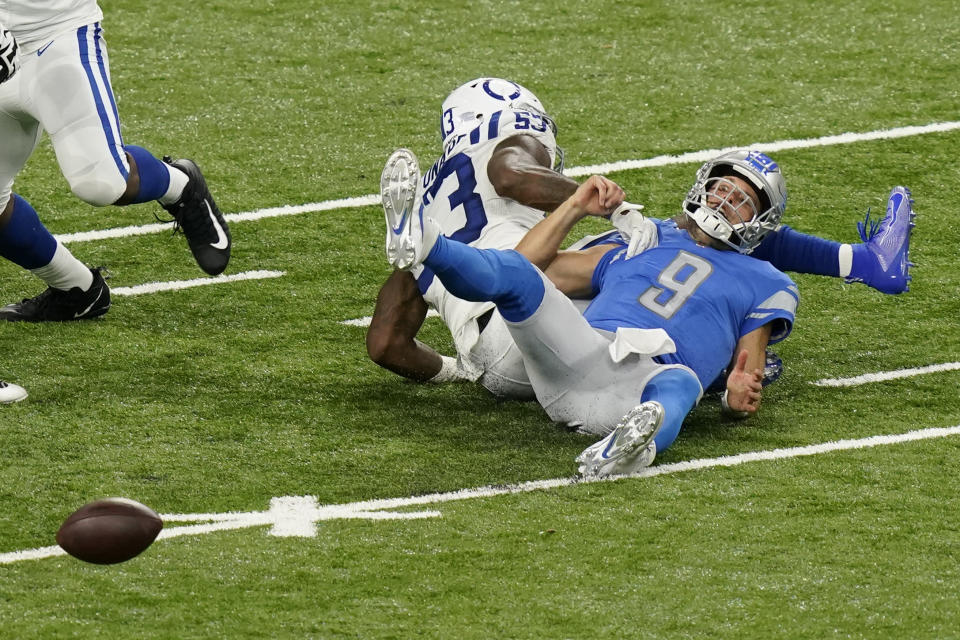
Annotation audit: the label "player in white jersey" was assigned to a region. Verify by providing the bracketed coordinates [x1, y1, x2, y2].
[414, 88, 571, 392]
[0, 0, 103, 52]
[0, 20, 27, 402]
[0, 1, 231, 323]
[369, 78, 587, 398]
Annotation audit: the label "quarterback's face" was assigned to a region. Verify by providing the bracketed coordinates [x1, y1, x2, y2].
[706, 175, 760, 224]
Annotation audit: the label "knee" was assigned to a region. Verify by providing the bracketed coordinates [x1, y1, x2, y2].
[69, 174, 127, 207]
[490, 250, 544, 322]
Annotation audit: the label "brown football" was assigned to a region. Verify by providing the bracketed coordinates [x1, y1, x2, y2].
[56, 497, 163, 564]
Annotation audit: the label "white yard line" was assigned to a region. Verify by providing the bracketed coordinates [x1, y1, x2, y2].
[56, 120, 960, 245]
[812, 362, 960, 387]
[110, 270, 285, 296]
[564, 120, 960, 177]
[3, 424, 959, 565]
[340, 309, 439, 327]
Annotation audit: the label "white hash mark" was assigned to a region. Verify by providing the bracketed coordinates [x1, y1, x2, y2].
[812, 362, 960, 387]
[2, 424, 959, 565]
[110, 270, 285, 296]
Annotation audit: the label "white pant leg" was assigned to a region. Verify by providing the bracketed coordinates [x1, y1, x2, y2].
[466, 298, 592, 401]
[471, 311, 535, 400]
[23, 24, 129, 206]
[504, 271, 687, 435]
[0, 69, 43, 210]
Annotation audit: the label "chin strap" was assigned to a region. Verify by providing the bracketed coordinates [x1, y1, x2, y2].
[689, 204, 734, 242]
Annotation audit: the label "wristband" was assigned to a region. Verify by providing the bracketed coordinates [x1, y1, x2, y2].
[428, 355, 462, 383]
[720, 389, 750, 419]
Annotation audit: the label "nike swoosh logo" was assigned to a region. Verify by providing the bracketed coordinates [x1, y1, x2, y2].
[205, 201, 230, 250]
[37, 41, 54, 56]
[74, 288, 105, 319]
[888, 192, 903, 219]
[600, 431, 625, 460]
[391, 208, 409, 235]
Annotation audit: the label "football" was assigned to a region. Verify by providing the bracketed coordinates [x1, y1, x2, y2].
[56, 497, 163, 564]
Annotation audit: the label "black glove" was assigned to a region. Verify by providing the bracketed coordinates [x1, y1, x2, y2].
[1, 27, 20, 84]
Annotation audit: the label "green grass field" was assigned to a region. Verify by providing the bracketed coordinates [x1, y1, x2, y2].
[2, 0, 960, 637]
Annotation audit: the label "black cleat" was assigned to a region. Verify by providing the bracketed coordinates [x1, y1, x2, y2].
[0, 267, 110, 322]
[161, 157, 231, 275]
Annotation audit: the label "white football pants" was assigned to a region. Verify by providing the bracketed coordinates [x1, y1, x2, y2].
[0, 22, 128, 211]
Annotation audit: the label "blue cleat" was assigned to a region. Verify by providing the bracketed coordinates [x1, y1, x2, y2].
[762, 350, 783, 387]
[846, 186, 916, 294]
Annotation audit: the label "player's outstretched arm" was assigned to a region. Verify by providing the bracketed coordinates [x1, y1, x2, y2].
[487, 135, 578, 212]
[514, 175, 624, 296]
[367, 270, 451, 382]
[515, 175, 624, 266]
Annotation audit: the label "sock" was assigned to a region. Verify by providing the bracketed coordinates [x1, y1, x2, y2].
[0, 195, 58, 269]
[425, 238, 544, 322]
[640, 368, 702, 453]
[30, 241, 94, 291]
[847, 243, 875, 280]
[124, 145, 187, 205]
[751, 225, 842, 277]
[160, 164, 190, 205]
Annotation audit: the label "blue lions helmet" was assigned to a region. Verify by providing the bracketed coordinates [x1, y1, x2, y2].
[682, 150, 787, 254]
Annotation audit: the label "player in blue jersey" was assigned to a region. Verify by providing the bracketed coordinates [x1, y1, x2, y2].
[380, 146, 798, 477]
[0, 2, 231, 323]
[368, 78, 915, 402]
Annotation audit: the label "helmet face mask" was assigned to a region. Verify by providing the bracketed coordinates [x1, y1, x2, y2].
[439, 77, 561, 167]
[682, 150, 787, 254]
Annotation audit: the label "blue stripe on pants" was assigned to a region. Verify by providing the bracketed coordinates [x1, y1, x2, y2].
[77, 24, 127, 180]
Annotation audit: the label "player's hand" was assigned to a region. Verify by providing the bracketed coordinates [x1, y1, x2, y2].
[572, 175, 624, 217]
[610, 203, 659, 258]
[1, 27, 20, 85]
[723, 349, 763, 418]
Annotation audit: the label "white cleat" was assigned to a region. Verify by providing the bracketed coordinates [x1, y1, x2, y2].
[0, 380, 28, 404]
[576, 401, 664, 478]
[380, 148, 438, 270]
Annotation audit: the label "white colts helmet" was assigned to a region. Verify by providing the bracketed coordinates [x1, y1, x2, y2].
[439, 77, 562, 169]
[682, 150, 787, 254]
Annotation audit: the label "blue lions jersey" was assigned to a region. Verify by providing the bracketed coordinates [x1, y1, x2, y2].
[584, 219, 799, 387]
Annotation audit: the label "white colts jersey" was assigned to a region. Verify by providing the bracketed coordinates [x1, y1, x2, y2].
[412, 109, 557, 380]
[0, 0, 102, 53]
